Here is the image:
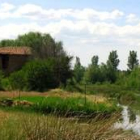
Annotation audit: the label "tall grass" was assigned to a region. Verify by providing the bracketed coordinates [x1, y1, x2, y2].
[8, 96, 120, 117]
[0, 110, 139, 140]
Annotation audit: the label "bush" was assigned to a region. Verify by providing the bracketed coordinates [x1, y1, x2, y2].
[9, 60, 57, 91]
[22, 60, 56, 91]
[9, 70, 26, 90]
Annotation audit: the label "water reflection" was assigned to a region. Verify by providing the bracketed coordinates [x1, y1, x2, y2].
[114, 105, 140, 135]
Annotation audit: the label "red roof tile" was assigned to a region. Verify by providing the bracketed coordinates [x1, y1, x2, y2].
[0, 47, 31, 55]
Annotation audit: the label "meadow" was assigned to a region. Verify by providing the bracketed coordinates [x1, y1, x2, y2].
[0, 89, 139, 139]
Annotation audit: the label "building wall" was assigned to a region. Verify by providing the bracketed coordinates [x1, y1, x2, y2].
[0, 54, 30, 74]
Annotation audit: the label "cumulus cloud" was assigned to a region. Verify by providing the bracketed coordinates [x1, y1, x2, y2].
[0, 2, 140, 69]
[0, 3, 15, 12]
[0, 3, 124, 21]
[126, 14, 140, 23]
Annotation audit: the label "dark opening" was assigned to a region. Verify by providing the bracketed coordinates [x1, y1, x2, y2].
[1, 55, 9, 69]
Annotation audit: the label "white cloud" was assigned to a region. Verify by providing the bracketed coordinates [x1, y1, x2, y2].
[0, 3, 124, 21]
[126, 14, 140, 23]
[0, 2, 140, 69]
[0, 3, 15, 12]
[0, 3, 15, 19]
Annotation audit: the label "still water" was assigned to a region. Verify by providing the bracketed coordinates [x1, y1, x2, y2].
[114, 105, 140, 135]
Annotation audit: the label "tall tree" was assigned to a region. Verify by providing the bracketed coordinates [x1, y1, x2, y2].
[127, 51, 139, 71]
[73, 57, 85, 83]
[106, 51, 120, 83]
[91, 55, 99, 66]
[84, 55, 100, 84]
[107, 50, 120, 70]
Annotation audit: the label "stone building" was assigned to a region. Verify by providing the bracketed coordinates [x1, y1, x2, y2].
[0, 47, 31, 74]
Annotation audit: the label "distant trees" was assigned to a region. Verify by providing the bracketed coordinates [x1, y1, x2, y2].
[127, 51, 139, 71]
[0, 32, 140, 90]
[73, 57, 85, 83]
[83, 51, 120, 84]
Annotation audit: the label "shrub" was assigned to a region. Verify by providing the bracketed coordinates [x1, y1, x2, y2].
[9, 70, 26, 90]
[8, 60, 57, 91]
[23, 60, 57, 91]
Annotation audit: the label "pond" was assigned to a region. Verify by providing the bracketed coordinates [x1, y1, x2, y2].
[114, 105, 140, 135]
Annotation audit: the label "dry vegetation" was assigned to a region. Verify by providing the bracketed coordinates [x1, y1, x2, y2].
[0, 89, 107, 103]
[0, 110, 139, 140]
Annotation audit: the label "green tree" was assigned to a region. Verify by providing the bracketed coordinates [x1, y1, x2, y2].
[107, 50, 120, 70]
[106, 51, 120, 83]
[73, 57, 85, 83]
[127, 51, 139, 71]
[0, 32, 66, 60]
[91, 55, 99, 66]
[125, 67, 140, 90]
[84, 55, 100, 84]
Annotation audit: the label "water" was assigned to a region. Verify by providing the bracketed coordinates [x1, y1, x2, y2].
[114, 105, 140, 135]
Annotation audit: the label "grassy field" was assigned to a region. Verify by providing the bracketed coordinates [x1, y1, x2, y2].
[0, 88, 139, 139]
[0, 89, 120, 117]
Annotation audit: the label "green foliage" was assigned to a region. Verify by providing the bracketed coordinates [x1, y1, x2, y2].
[84, 55, 100, 84]
[1, 78, 11, 90]
[9, 70, 26, 90]
[8, 60, 54, 91]
[0, 32, 66, 60]
[127, 51, 139, 71]
[22, 60, 56, 91]
[73, 57, 85, 83]
[107, 50, 120, 71]
[91, 55, 99, 66]
[125, 67, 140, 90]
[84, 65, 101, 84]
[8, 58, 72, 91]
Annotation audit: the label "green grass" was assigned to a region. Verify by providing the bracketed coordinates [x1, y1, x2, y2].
[15, 96, 45, 103]
[0, 95, 120, 117]
[6, 96, 120, 117]
[35, 96, 119, 115]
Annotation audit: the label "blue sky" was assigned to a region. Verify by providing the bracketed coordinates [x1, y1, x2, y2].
[2, 0, 139, 12]
[0, 0, 140, 69]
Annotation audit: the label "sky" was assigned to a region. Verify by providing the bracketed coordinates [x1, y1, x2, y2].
[0, 0, 140, 70]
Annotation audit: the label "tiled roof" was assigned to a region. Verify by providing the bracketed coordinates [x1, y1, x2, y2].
[0, 47, 31, 55]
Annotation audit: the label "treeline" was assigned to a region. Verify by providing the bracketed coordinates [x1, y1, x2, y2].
[0, 32, 140, 91]
[73, 50, 140, 90]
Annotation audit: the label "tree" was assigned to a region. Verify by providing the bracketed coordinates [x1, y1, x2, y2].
[107, 50, 120, 70]
[91, 55, 99, 66]
[0, 32, 66, 60]
[84, 55, 100, 84]
[127, 51, 139, 71]
[106, 51, 120, 83]
[73, 57, 85, 83]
